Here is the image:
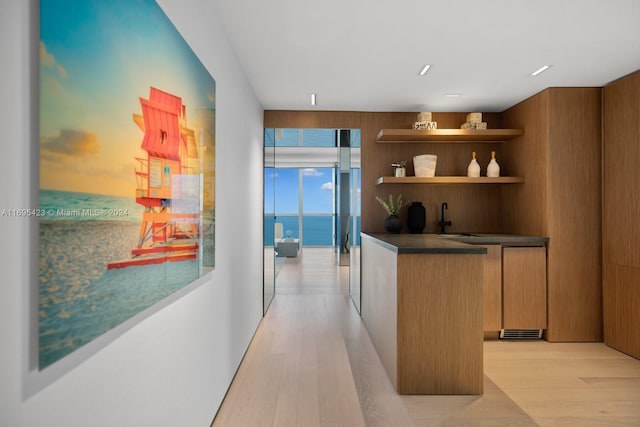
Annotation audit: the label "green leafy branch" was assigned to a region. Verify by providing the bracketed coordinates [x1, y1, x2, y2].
[375, 194, 406, 216]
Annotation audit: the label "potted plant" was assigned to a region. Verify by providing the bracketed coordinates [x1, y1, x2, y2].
[376, 194, 406, 233]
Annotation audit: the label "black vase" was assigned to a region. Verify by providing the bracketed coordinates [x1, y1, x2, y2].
[408, 201, 426, 234]
[384, 214, 402, 233]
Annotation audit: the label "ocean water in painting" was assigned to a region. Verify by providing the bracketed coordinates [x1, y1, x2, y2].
[38, 191, 202, 368]
[40, 189, 144, 222]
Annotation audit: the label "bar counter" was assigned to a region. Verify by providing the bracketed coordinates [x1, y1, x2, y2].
[361, 232, 485, 395]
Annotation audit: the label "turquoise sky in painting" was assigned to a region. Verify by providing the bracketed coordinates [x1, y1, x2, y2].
[40, 0, 215, 197]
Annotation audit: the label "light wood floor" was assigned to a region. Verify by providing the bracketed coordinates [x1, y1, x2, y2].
[212, 248, 640, 427]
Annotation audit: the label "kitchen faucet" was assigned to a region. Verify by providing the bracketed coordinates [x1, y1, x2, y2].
[439, 202, 452, 233]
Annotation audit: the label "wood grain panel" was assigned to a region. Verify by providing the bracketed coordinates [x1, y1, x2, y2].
[483, 245, 502, 331]
[603, 263, 640, 359]
[396, 253, 484, 395]
[603, 72, 640, 268]
[603, 70, 640, 359]
[502, 246, 547, 330]
[360, 236, 398, 387]
[501, 90, 550, 236]
[502, 88, 602, 342]
[546, 88, 603, 341]
[264, 110, 363, 129]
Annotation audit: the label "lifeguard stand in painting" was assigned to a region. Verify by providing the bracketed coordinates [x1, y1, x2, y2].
[108, 87, 200, 269]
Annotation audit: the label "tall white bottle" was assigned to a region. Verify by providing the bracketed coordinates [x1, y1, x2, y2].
[467, 151, 480, 177]
[487, 151, 500, 177]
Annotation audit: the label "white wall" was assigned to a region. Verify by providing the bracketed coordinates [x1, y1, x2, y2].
[0, 0, 264, 425]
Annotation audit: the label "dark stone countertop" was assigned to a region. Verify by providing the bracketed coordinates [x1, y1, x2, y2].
[361, 232, 549, 254]
[362, 232, 487, 254]
[434, 233, 549, 246]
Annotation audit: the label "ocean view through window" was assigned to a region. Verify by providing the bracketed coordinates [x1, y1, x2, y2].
[263, 129, 361, 248]
[263, 166, 336, 246]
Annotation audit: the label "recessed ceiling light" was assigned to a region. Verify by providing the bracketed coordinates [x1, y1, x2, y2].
[531, 65, 550, 76]
[310, 93, 317, 106]
[445, 93, 461, 97]
[419, 64, 431, 76]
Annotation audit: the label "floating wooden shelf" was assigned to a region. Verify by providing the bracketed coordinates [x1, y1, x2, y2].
[376, 128, 524, 143]
[376, 176, 524, 185]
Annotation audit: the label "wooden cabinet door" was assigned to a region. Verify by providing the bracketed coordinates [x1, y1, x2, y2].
[502, 246, 547, 329]
[483, 245, 502, 331]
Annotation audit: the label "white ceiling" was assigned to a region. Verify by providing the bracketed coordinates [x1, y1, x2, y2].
[213, 0, 640, 112]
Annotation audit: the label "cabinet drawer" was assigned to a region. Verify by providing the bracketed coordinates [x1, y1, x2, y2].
[502, 246, 547, 329]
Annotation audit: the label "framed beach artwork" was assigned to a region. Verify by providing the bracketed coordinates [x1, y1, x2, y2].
[38, 0, 215, 370]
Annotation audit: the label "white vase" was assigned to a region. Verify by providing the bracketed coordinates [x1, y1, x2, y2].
[413, 154, 437, 177]
[467, 151, 480, 177]
[487, 151, 500, 177]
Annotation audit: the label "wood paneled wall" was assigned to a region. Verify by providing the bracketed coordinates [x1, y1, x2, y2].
[265, 110, 504, 234]
[502, 88, 603, 342]
[500, 91, 550, 235]
[603, 70, 640, 359]
[547, 88, 603, 342]
[267, 94, 606, 343]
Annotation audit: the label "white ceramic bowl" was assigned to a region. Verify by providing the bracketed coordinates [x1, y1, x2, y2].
[413, 154, 437, 177]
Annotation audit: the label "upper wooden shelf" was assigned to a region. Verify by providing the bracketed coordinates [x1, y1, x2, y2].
[376, 128, 524, 143]
[376, 176, 524, 185]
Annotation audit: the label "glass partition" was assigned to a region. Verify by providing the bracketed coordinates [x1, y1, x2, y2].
[349, 129, 361, 312]
[263, 128, 361, 313]
[263, 133, 275, 313]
